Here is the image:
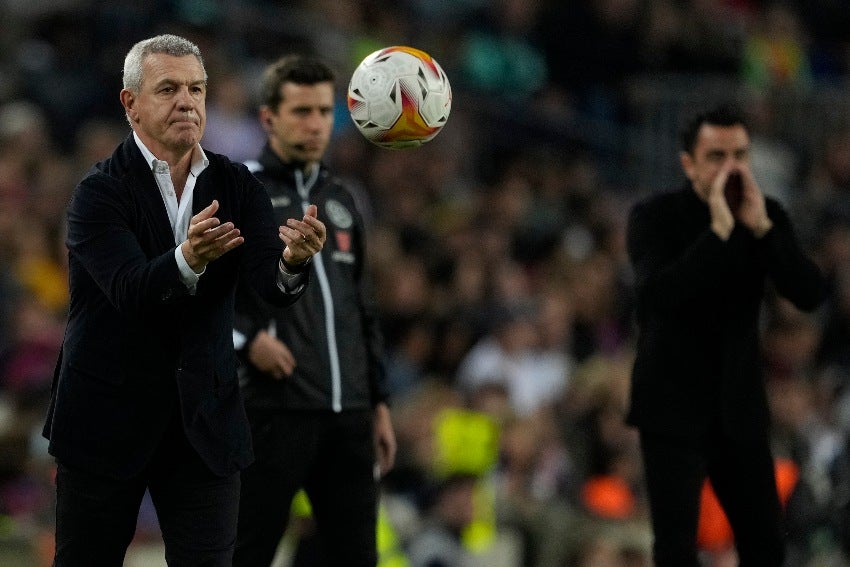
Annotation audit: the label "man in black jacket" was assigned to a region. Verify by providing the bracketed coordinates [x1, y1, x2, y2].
[626, 103, 827, 565]
[233, 55, 396, 567]
[42, 35, 325, 566]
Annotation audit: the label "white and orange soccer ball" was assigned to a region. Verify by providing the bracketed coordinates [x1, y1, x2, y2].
[347, 46, 452, 150]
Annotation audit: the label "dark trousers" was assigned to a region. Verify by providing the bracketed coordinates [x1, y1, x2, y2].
[53, 413, 240, 567]
[233, 409, 378, 567]
[639, 429, 786, 567]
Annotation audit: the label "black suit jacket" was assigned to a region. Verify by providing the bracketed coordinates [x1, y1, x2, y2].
[42, 135, 303, 479]
[626, 187, 826, 440]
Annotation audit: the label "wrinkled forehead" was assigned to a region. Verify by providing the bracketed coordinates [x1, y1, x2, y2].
[141, 53, 206, 85]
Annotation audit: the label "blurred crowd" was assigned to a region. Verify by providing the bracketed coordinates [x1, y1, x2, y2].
[2, 1, 850, 565]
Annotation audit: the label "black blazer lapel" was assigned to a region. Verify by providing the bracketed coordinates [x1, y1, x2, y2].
[122, 137, 182, 252]
[193, 158, 218, 216]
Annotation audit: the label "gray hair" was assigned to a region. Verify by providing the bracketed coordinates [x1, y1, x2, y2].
[122, 34, 207, 92]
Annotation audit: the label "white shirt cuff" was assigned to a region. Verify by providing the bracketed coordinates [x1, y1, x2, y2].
[175, 247, 204, 293]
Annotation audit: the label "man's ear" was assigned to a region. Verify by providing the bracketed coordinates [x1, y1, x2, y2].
[120, 89, 138, 123]
[257, 105, 272, 134]
[259, 106, 273, 132]
[679, 151, 694, 181]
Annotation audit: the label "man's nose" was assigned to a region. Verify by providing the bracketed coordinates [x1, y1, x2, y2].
[176, 86, 195, 109]
[306, 111, 325, 129]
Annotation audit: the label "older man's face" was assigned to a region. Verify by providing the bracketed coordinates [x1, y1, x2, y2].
[122, 53, 207, 157]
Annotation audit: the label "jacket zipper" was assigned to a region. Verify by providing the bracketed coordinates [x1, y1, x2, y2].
[296, 168, 342, 412]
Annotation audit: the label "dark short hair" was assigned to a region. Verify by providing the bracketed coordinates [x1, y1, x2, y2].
[259, 55, 336, 110]
[679, 103, 748, 154]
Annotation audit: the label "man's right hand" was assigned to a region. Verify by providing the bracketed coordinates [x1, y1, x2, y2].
[248, 330, 296, 380]
[707, 168, 735, 241]
[181, 200, 244, 272]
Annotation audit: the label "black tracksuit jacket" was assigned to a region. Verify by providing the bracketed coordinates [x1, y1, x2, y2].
[234, 145, 388, 412]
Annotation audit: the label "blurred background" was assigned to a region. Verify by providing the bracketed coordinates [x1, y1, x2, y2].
[2, 0, 850, 565]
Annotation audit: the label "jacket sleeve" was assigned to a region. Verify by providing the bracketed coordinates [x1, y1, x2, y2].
[233, 165, 308, 308]
[233, 279, 271, 355]
[66, 174, 191, 317]
[627, 198, 732, 314]
[758, 199, 827, 312]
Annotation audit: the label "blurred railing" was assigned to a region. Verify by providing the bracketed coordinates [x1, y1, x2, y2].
[459, 72, 850, 198]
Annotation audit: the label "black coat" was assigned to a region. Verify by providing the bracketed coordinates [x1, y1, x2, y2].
[42, 135, 302, 479]
[626, 186, 826, 440]
[235, 146, 388, 412]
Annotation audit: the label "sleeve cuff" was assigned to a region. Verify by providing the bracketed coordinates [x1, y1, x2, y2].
[175, 247, 204, 291]
[277, 258, 308, 293]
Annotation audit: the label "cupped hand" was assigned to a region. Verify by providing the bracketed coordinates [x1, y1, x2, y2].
[181, 200, 244, 272]
[280, 204, 327, 266]
[707, 167, 735, 241]
[736, 164, 773, 237]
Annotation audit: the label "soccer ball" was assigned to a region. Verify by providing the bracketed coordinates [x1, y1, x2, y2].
[347, 46, 452, 150]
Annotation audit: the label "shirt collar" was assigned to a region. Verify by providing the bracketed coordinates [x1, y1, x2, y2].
[133, 131, 209, 176]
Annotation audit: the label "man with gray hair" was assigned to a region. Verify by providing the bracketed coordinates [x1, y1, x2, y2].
[42, 34, 326, 566]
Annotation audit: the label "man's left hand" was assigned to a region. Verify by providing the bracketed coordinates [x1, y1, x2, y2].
[280, 204, 326, 266]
